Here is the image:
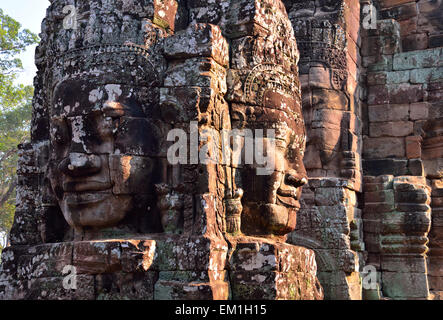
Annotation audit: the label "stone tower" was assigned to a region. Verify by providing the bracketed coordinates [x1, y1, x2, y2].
[0, 0, 323, 300]
[1, 0, 442, 301]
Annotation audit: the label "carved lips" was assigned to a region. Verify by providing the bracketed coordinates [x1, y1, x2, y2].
[276, 187, 301, 209]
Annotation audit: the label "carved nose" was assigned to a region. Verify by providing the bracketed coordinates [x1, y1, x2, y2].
[285, 174, 308, 188]
[59, 153, 102, 177]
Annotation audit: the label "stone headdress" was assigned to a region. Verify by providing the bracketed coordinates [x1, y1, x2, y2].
[31, 0, 169, 141]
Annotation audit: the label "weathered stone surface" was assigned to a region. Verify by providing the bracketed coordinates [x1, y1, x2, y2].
[406, 136, 423, 159]
[0, 0, 329, 301]
[369, 121, 414, 137]
[393, 47, 443, 70]
[363, 137, 405, 159]
[368, 104, 409, 122]
[363, 159, 408, 177]
[228, 237, 323, 300]
[2, 0, 441, 301]
[382, 272, 430, 299]
[163, 23, 229, 67]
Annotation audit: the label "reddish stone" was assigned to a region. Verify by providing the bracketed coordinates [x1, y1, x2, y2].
[369, 121, 413, 137]
[380, 2, 418, 21]
[379, 0, 416, 8]
[365, 202, 395, 213]
[399, 17, 418, 36]
[363, 137, 405, 159]
[428, 87, 443, 102]
[364, 190, 395, 203]
[402, 33, 429, 51]
[309, 66, 332, 89]
[228, 237, 323, 300]
[367, 72, 387, 86]
[406, 136, 423, 159]
[368, 85, 389, 105]
[418, 0, 442, 13]
[389, 83, 424, 104]
[368, 104, 409, 122]
[410, 102, 430, 120]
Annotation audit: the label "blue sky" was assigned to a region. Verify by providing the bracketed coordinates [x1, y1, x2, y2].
[1, 0, 50, 85]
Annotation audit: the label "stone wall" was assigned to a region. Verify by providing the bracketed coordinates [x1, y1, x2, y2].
[377, 0, 442, 51]
[363, 175, 432, 299]
[361, 0, 442, 299]
[0, 0, 324, 300]
[0, 0, 442, 301]
[288, 177, 363, 299]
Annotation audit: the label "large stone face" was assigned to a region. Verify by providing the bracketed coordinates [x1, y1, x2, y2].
[0, 0, 323, 300]
[1, 0, 442, 301]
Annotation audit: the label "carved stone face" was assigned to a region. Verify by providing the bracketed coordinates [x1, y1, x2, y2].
[234, 90, 307, 236]
[47, 77, 159, 229]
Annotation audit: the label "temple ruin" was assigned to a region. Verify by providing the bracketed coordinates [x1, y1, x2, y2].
[0, 0, 442, 300]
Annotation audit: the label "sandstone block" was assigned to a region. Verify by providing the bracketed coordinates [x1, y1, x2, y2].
[393, 47, 443, 70]
[26, 275, 95, 300]
[379, 0, 416, 8]
[164, 58, 227, 92]
[399, 16, 418, 36]
[230, 270, 322, 300]
[382, 211, 431, 235]
[410, 102, 430, 120]
[410, 68, 443, 84]
[309, 66, 332, 89]
[365, 190, 395, 203]
[364, 220, 382, 234]
[423, 159, 443, 178]
[428, 85, 443, 102]
[381, 256, 427, 273]
[311, 89, 350, 110]
[430, 34, 443, 48]
[389, 83, 424, 104]
[406, 136, 423, 159]
[363, 55, 393, 72]
[428, 276, 443, 292]
[363, 159, 408, 176]
[428, 257, 443, 276]
[386, 70, 410, 84]
[367, 72, 387, 86]
[402, 33, 429, 51]
[382, 272, 429, 298]
[363, 137, 405, 159]
[408, 159, 425, 176]
[368, 104, 409, 122]
[418, 0, 442, 13]
[380, 2, 418, 21]
[368, 85, 389, 105]
[155, 276, 228, 300]
[96, 272, 157, 300]
[164, 24, 229, 67]
[365, 202, 395, 214]
[370, 121, 413, 137]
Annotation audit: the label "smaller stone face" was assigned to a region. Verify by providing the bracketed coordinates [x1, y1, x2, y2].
[222, 0, 307, 237]
[47, 75, 161, 229]
[234, 91, 307, 236]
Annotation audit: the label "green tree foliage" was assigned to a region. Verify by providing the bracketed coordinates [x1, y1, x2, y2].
[0, 8, 38, 251]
